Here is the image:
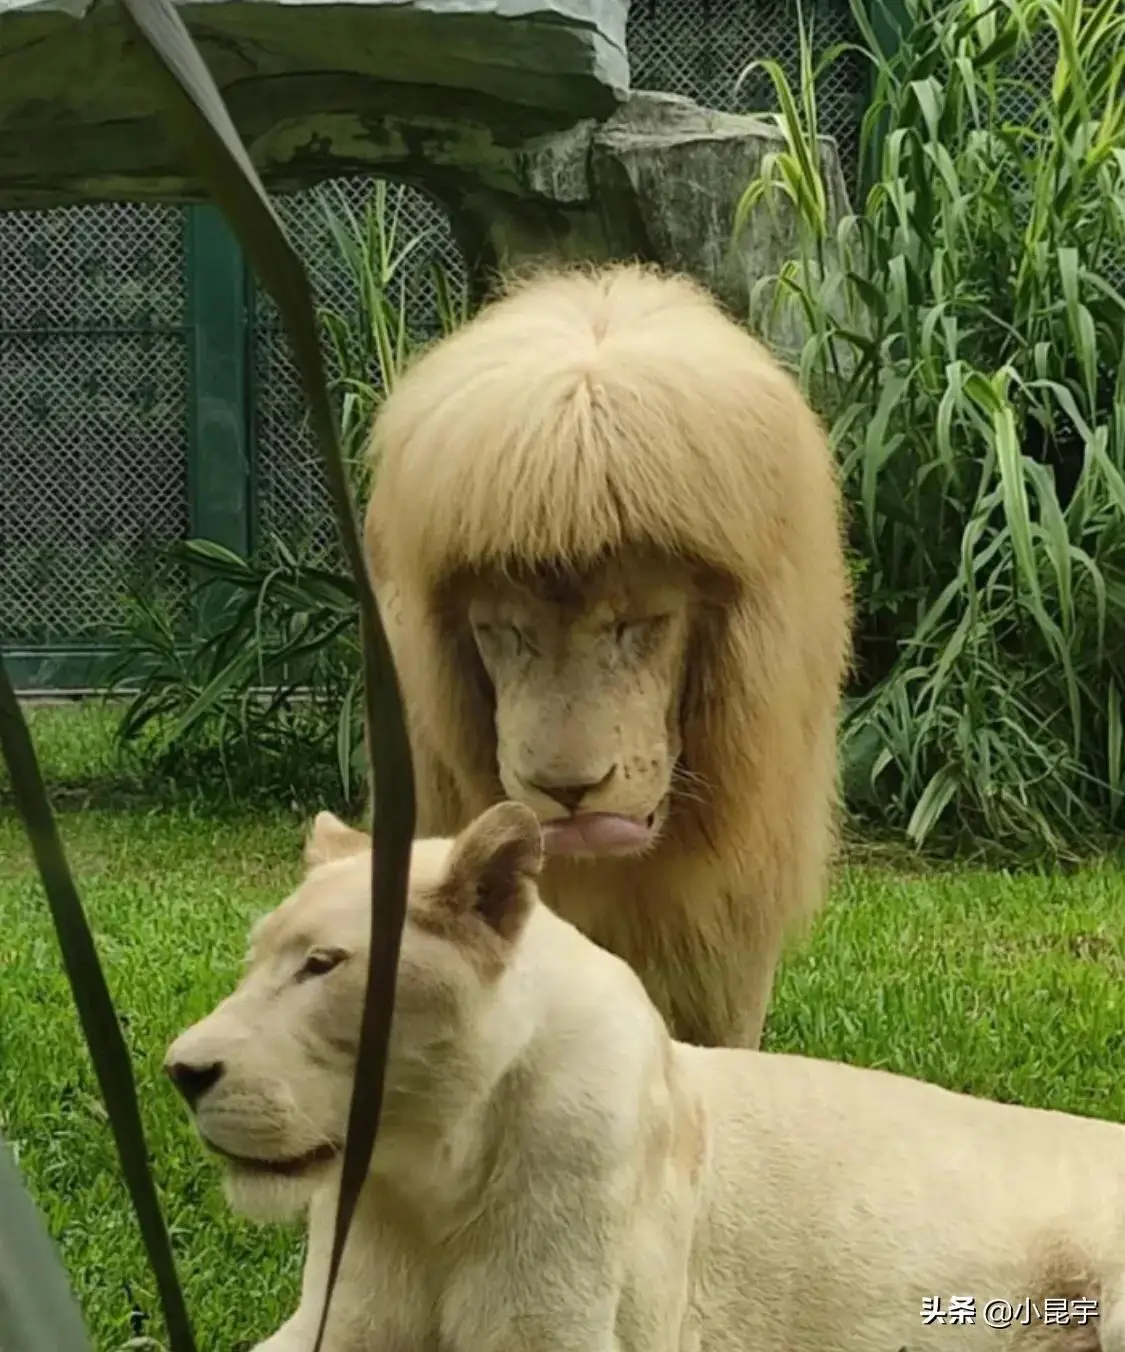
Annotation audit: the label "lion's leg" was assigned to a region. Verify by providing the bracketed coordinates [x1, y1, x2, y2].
[667, 926, 782, 1051]
[724, 933, 781, 1050]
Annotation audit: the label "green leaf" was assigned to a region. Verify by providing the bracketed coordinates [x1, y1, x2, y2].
[907, 763, 960, 847]
[0, 1135, 95, 1352]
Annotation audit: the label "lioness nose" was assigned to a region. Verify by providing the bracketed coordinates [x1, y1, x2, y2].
[165, 1059, 224, 1108]
[526, 766, 616, 813]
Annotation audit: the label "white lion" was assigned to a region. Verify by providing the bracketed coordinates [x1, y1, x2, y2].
[362, 261, 853, 1050]
[167, 807, 1124, 1352]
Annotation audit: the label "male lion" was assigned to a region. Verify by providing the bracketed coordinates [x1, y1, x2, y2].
[362, 261, 853, 1048]
[167, 806, 1124, 1352]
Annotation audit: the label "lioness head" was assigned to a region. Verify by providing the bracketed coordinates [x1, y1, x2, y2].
[163, 802, 544, 1221]
[461, 552, 704, 859]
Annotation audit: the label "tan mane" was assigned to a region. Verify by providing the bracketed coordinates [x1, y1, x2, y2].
[372, 263, 798, 588]
[364, 260, 853, 1047]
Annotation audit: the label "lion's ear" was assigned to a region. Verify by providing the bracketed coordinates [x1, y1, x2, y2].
[304, 812, 371, 870]
[441, 802, 543, 942]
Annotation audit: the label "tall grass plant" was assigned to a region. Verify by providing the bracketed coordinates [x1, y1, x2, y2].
[741, 0, 1125, 855]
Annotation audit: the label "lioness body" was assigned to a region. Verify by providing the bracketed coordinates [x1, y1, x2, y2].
[691, 1050, 1121, 1352]
[273, 1054, 1124, 1352]
[363, 262, 852, 1047]
[167, 808, 1122, 1352]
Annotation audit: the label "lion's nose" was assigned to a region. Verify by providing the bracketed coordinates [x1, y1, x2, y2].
[526, 766, 616, 813]
[164, 1058, 224, 1108]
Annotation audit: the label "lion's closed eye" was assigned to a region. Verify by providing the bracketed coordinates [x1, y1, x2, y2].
[473, 621, 528, 658]
[296, 948, 349, 982]
[614, 615, 671, 647]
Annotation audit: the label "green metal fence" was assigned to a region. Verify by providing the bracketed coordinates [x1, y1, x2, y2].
[0, 0, 875, 691]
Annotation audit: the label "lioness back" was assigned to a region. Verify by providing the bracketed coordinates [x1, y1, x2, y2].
[684, 1047, 1125, 1352]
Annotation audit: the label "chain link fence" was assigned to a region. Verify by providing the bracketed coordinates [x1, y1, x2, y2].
[0, 204, 189, 651]
[631, 0, 866, 180]
[252, 183, 461, 558]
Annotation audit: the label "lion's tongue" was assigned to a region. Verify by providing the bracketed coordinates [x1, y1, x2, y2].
[541, 813, 651, 857]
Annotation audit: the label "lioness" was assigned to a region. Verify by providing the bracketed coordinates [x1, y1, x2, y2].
[167, 805, 1125, 1352]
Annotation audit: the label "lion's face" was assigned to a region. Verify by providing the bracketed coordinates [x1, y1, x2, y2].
[463, 554, 696, 858]
[163, 805, 543, 1222]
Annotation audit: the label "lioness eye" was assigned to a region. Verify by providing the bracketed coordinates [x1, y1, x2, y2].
[473, 621, 525, 655]
[298, 948, 347, 981]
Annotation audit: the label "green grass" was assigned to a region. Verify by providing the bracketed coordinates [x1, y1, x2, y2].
[3, 707, 1125, 1349]
[0, 701, 127, 795]
[0, 808, 307, 1352]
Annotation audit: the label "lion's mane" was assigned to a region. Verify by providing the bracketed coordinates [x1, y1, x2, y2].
[363, 261, 853, 1047]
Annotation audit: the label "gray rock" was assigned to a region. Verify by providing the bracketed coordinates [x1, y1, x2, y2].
[0, 0, 629, 206]
[0, 0, 851, 324]
[593, 93, 852, 324]
[453, 91, 852, 326]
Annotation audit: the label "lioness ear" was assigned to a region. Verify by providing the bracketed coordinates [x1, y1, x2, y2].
[304, 811, 371, 870]
[442, 802, 544, 941]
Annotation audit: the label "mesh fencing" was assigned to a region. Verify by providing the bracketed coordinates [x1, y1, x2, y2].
[0, 203, 189, 645]
[252, 183, 463, 557]
[628, 0, 867, 188]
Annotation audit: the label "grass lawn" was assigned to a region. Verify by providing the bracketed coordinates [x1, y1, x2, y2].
[3, 705, 1125, 1350]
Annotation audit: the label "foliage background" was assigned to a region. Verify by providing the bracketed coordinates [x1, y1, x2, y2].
[101, 184, 466, 814]
[101, 0, 1125, 857]
[742, 0, 1125, 857]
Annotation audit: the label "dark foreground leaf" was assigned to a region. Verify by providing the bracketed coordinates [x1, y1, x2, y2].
[114, 3, 418, 1351]
[0, 662, 198, 1352]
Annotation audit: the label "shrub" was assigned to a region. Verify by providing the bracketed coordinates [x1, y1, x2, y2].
[109, 182, 468, 809]
[105, 536, 365, 810]
[741, 0, 1125, 855]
